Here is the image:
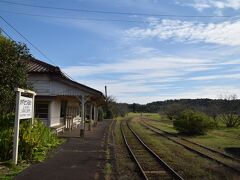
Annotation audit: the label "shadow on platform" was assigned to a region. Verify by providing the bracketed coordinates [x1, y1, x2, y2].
[58, 127, 82, 138]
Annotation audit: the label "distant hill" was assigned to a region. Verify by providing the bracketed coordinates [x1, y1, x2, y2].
[127, 98, 240, 114]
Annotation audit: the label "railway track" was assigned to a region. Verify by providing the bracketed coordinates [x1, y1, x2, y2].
[120, 120, 184, 180]
[140, 119, 240, 175]
[143, 118, 240, 162]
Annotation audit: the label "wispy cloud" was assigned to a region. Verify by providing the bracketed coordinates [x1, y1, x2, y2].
[62, 53, 239, 103]
[109, 85, 240, 104]
[129, 46, 158, 55]
[180, 0, 240, 11]
[189, 73, 240, 81]
[125, 19, 240, 46]
[63, 56, 213, 77]
[166, 85, 240, 99]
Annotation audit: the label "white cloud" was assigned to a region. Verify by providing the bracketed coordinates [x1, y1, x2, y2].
[116, 85, 240, 104]
[125, 19, 240, 46]
[166, 85, 240, 99]
[130, 46, 158, 55]
[63, 56, 213, 77]
[186, 0, 240, 11]
[189, 73, 240, 81]
[62, 54, 235, 103]
[192, 2, 211, 11]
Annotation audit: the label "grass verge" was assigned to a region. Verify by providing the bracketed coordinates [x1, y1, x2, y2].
[129, 117, 239, 179]
[143, 114, 240, 156]
[0, 161, 29, 180]
[114, 117, 141, 180]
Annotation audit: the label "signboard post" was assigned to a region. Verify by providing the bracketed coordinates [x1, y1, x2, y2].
[13, 88, 36, 164]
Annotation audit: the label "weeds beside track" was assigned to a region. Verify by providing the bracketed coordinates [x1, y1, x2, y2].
[140, 118, 240, 175]
[121, 120, 183, 180]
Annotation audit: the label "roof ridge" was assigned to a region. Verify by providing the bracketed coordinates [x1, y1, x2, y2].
[26, 58, 103, 96]
[30, 58, 60, 71]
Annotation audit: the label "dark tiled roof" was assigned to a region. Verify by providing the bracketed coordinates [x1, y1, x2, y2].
[26, 58, 61, 73]
[25, 58, 104, 97]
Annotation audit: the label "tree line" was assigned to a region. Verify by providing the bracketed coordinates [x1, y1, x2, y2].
[106, 96, 240, 128]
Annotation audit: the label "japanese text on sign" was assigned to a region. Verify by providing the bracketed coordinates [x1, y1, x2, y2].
[19, 96, 32, 119]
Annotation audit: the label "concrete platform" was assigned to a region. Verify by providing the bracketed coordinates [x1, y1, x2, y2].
[15, 120, 112, 180]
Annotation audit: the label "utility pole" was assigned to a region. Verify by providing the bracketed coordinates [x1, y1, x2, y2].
[105, 85, 107, 98]
[105, 85, 108, 119]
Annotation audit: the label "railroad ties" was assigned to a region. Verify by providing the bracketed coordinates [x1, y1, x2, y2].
[121, 120, 183, 180]
[140, 118, 240, 175]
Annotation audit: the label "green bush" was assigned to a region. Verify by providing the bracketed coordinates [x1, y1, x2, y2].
[221, 113, 240, 128]
[105, 109, 113, 119]
[173, 110, 213, 135]
[0, 34, 31, 115]
[98, 108, 104, 121]
[0, 113, 15, 128]
[0, 119, 61, 162]
[0, 128, 13, 161]
[0, 114, 15, 160]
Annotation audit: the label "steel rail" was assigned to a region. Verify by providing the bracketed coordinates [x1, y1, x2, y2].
[140, 120, 240, 174]
[120, 121, 148, 180]
[144, 118, 240, 162]
[121, 120, 184, 180]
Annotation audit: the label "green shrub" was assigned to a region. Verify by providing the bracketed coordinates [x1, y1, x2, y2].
[221, 113, 240, 128]
[173, 110, 213, 135]
[98, 108, 104, 121]
[19, 120, 61, 162]
[0, 119, 61, 162]
[105, 109, 113, 119]
[0, 128, 13, 160]
[0, 114, 15, 160]
[0, 113, 15, 128]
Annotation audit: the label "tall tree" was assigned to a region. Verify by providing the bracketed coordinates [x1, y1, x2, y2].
[220, 94, 240, 127]
[103, 96, 129, 118]
[0, 33, 31, 115]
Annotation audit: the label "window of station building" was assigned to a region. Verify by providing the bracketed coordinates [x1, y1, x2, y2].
[35, 101, 49, 119]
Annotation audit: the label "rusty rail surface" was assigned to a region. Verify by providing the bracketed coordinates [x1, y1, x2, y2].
[121, 120, 184, 180]
[140, 119, 240, 175]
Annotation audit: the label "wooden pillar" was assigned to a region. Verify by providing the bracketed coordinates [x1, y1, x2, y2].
[90, 105, 93, 120]
[88, 105, 93, 131]
[80, 95, 85, 137]
[96, 107, 99, 121]
[93, 106, 98, 127]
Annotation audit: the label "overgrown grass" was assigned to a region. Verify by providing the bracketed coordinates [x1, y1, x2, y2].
[0, 119, 64, 178]
[104, 120, 113, 180]
[142, 113, 240, 156]
[114, 116, 141, 180]
[103, 162, 112, 180]
[0, 161, 29, 180]
[128, 112, 161, 120]
[130, 117, 239, 179]
[187, 128, 240, 153]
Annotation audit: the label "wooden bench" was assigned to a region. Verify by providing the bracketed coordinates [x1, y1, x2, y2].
[72, 120, 81, 128]
[72, 116, 81, 129]
[51, 125, 65, 135]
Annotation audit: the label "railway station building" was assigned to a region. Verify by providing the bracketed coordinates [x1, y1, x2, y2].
[25, 58, 104, 132]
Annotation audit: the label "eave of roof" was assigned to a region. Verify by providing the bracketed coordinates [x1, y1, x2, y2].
[25, 58, 104, 97]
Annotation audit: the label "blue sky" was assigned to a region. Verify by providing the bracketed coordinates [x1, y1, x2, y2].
[1, 0, 240, 104]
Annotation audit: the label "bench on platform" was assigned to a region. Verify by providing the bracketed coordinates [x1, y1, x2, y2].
[72, 116, 81, 129]
[51, 124, 65, 135]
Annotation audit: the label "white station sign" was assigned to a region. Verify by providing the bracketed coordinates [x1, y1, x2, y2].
[19, 96, 33, 119]
[13, 88, 36, 165]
